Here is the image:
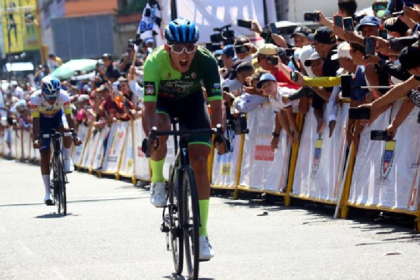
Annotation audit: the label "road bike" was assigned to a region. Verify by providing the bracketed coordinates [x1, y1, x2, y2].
[144, 120, 226, 280]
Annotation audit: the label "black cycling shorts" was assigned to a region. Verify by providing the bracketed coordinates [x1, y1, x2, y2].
[156, 92, 212, 147]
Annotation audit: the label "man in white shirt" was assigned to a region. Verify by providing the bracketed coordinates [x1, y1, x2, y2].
[11, 81, 24, 99]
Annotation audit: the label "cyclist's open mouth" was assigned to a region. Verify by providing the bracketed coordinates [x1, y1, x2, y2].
[179, 59, 189, 69]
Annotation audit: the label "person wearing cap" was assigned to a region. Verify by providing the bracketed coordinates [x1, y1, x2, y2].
[233, 35, 257, 62]
[99, 53, 121, 83]
[292, 26, 312, 48]
[384, 16, 409, 37]
[119, 42, 143, 74]
[215, 45, 236, 72]
[257, 73, 300, 143]
[256, 43, 300, 90]
[223, 61, 255, 97]
[308, 27, 339, 132]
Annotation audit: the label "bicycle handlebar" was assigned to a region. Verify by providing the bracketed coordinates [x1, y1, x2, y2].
[145, 124, 226, 158]
[40, 128, 76, 139]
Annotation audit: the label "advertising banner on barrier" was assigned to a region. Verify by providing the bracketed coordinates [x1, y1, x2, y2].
[72, 125, 89, 166]
[292, 104, 349, 202]
[85, 128, 101, 170]
[91, 126, 110, 171]
[239, 104, 291, 192]
[212, 130, 241, 188]
[101, 122, 128, 174]
[22, 129, 31, 160]
[348, 102, 420, 211]
[119, 122, 134, 178]
[80, 126, 96, 169]
[133, 119, 150, 181]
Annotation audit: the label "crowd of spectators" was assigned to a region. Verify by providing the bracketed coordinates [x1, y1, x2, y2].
[2, 0, 420, 159]
[0, 38, 152, 158]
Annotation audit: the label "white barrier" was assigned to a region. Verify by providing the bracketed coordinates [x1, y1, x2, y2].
[22, 129, 31, 160]
[119, 121, 135, 178]
[91, 125, 110, 171]
[239, 104, 291, 192]
[292, 104, 349, 203]
[80, 126, 96, 169]
[211, 131, 242, 189]
[101, 122, 128, 174]
[85, 128, 102, 171]
[133, 119, 150, 181]
[348, 101, 420, 212]
[72, 125, 90, 167]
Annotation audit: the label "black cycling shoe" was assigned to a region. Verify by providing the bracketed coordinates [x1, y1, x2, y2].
[45, 199, 54, 206]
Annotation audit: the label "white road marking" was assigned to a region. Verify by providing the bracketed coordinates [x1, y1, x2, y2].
[16, 241, 34, 256]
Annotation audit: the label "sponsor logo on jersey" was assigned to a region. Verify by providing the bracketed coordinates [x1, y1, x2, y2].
[380, 140, 396, 180]
[145, 82, 155, 96]
[191, 72, 197, 79]
[312, 138, 323, 175]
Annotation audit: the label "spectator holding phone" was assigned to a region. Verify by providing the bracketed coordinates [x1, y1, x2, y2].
[233, 36, 257, 62]
[119, 42, 142, 74]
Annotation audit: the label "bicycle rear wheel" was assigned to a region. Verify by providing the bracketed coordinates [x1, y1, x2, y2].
[55, 154, 67, 215]
[167, 165, 183, 275]
[182, 166, 200, 280]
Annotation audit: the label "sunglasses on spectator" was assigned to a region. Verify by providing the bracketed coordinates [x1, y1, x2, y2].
[372, 4, 387, 11]
[168, 43, 197, 54]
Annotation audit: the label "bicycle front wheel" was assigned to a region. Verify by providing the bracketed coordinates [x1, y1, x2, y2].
[57, 155, 67, 215]
[181, 166, 200, 280]
[168, 165, 183, 275]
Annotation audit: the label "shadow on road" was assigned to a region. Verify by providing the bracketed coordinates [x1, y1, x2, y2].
[163, 273, 214, 280]
[67, 196, 147, 204]
[34, 213, 78, 219]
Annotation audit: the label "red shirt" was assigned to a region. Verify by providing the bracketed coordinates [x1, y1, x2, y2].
[271, 67, 301, 90]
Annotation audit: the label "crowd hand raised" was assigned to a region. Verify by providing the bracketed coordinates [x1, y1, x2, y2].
[399, 13, 416, 29]
[294, 71, 305, 86]
[33, 139, 40, 149]
[250, 19, 262, 33]
[362, 55, 380, 65]
[358, 103, 375, 127]
[271, 33, 287, 48]
[314, 10, 327, 25]
[343, 30, 361, 43]
[372, 35, 390, 53]
[386, 123, 397, 139]
[328, 120, 336, 138]
[404, 5, 420, 23]
[271, 136, 279, 149]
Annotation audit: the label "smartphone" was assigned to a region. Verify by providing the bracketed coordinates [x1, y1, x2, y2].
[237, 19, 252, 29]
[348, 108, 371, 120]
[266, 56, 279, 65]
[371, 130, 393, 141]
[333, 14, 343, 28]
[343, 17, 354, 31]
[378, 29, 388, 40]
[364, 37, 376, 56]
[269, 22, 279, 34]
[285, 49, 294, 56]
[290, 71, 298, 83]
[341, 74, 352, 98]
[304, 12, 320, 22]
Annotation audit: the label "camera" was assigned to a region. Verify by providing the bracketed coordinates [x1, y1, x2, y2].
[210, 24, 236, 45]
[266, 55, 279, 65]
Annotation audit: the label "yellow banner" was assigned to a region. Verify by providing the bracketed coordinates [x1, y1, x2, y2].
[2, 0, 39, 54]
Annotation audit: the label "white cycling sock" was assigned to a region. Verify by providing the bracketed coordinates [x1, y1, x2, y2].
[63, 147, 71, 160]
[42, 175, 50, 196]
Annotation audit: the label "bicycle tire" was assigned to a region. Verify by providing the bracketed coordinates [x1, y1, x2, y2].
[168, 164, 183, 275]
[53, 156, 62, 214]
[182, 166, 200, 280]
[59, 155, 67, 215]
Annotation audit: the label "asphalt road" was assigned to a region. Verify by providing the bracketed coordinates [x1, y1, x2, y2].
[1, 158, 420, 280]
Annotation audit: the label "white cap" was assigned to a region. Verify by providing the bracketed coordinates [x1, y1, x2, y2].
[10, 81, 17, 86]
[331, 43, 351, 60]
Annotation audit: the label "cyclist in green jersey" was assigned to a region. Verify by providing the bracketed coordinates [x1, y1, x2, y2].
[142, 18, 228, 261]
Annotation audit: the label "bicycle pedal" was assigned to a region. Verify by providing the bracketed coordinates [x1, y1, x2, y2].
[160, 223, 170, 233]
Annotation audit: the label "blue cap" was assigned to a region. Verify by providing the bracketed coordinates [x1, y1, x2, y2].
[145, 37, 154, 45]
[256, 73, 277, 89]
[356, 16, 381, 31]
[215, 45, 235, 58]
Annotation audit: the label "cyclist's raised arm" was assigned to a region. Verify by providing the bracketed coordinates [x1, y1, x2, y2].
[142, 53, 160, 135]
[203, 54, 225, 131]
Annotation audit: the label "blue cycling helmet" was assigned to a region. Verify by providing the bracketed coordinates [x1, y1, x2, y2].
[164, 18, 199, 44]
[41, 76, 61, 99]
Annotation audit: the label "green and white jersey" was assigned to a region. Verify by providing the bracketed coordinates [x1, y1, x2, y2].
[143, 46, 222, 102]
